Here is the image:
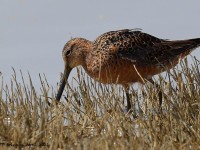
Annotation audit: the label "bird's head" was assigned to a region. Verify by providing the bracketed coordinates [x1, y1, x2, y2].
[62, 38, 88, 69]
[56, 38, 91, 101]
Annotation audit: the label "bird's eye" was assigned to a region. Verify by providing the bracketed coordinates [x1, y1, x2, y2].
[63, 43, 75, 57]
[66, 50, 72, 56]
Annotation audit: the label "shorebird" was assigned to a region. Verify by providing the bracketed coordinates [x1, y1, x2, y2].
[56, 29, 200, 111]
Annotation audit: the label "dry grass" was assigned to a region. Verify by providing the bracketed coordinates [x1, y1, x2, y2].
[0, 58, 200, 150]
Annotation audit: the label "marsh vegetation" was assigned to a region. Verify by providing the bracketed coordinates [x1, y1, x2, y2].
[0, 58, 200, 150]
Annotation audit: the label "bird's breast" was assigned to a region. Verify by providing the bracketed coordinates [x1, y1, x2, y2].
[83, 58, 170, 85]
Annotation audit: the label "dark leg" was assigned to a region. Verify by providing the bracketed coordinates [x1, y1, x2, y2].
[148, 78, 163, 107]
[123, 84, 131, 112]
[158, 90, 162, 107]
[126, 91, 131, 111]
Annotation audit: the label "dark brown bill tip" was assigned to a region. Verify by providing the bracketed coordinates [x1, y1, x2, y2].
[55, 65, 72, 101]
[55, 77, 66, 101]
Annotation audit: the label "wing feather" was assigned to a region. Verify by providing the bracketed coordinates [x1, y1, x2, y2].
[93, 29, 200, 70]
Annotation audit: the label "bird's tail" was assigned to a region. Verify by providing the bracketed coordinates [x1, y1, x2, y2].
[163, 38, 200, 57]
[186, 38, 200, 50]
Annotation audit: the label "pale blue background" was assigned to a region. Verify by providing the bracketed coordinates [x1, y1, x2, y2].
[1, 0, 200, 90]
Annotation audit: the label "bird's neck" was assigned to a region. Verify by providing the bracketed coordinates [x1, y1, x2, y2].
[77, 38, 93, 55]
[74, 38, 93, 67]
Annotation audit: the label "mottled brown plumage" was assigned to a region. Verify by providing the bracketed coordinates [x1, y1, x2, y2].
[56, 29, 200, 111]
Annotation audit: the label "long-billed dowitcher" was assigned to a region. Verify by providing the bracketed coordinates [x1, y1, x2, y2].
[56, 29, 200, 111]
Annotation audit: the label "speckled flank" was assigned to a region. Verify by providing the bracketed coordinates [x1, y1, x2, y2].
[62, 29, 200, 85]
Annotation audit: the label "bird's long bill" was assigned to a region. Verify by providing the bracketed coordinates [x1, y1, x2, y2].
[55, 64, 72, 101]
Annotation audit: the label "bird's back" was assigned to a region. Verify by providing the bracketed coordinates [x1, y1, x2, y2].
[84, 29, 200, 84]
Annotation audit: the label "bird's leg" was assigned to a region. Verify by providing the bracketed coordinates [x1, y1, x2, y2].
[122, 84, 131, 112]
[148, 78, 162, 108]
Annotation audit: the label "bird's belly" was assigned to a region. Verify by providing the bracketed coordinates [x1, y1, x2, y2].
[85, 60, 168, 85]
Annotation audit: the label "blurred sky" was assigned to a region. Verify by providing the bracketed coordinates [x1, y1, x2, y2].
[1, 0, 200, 90]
